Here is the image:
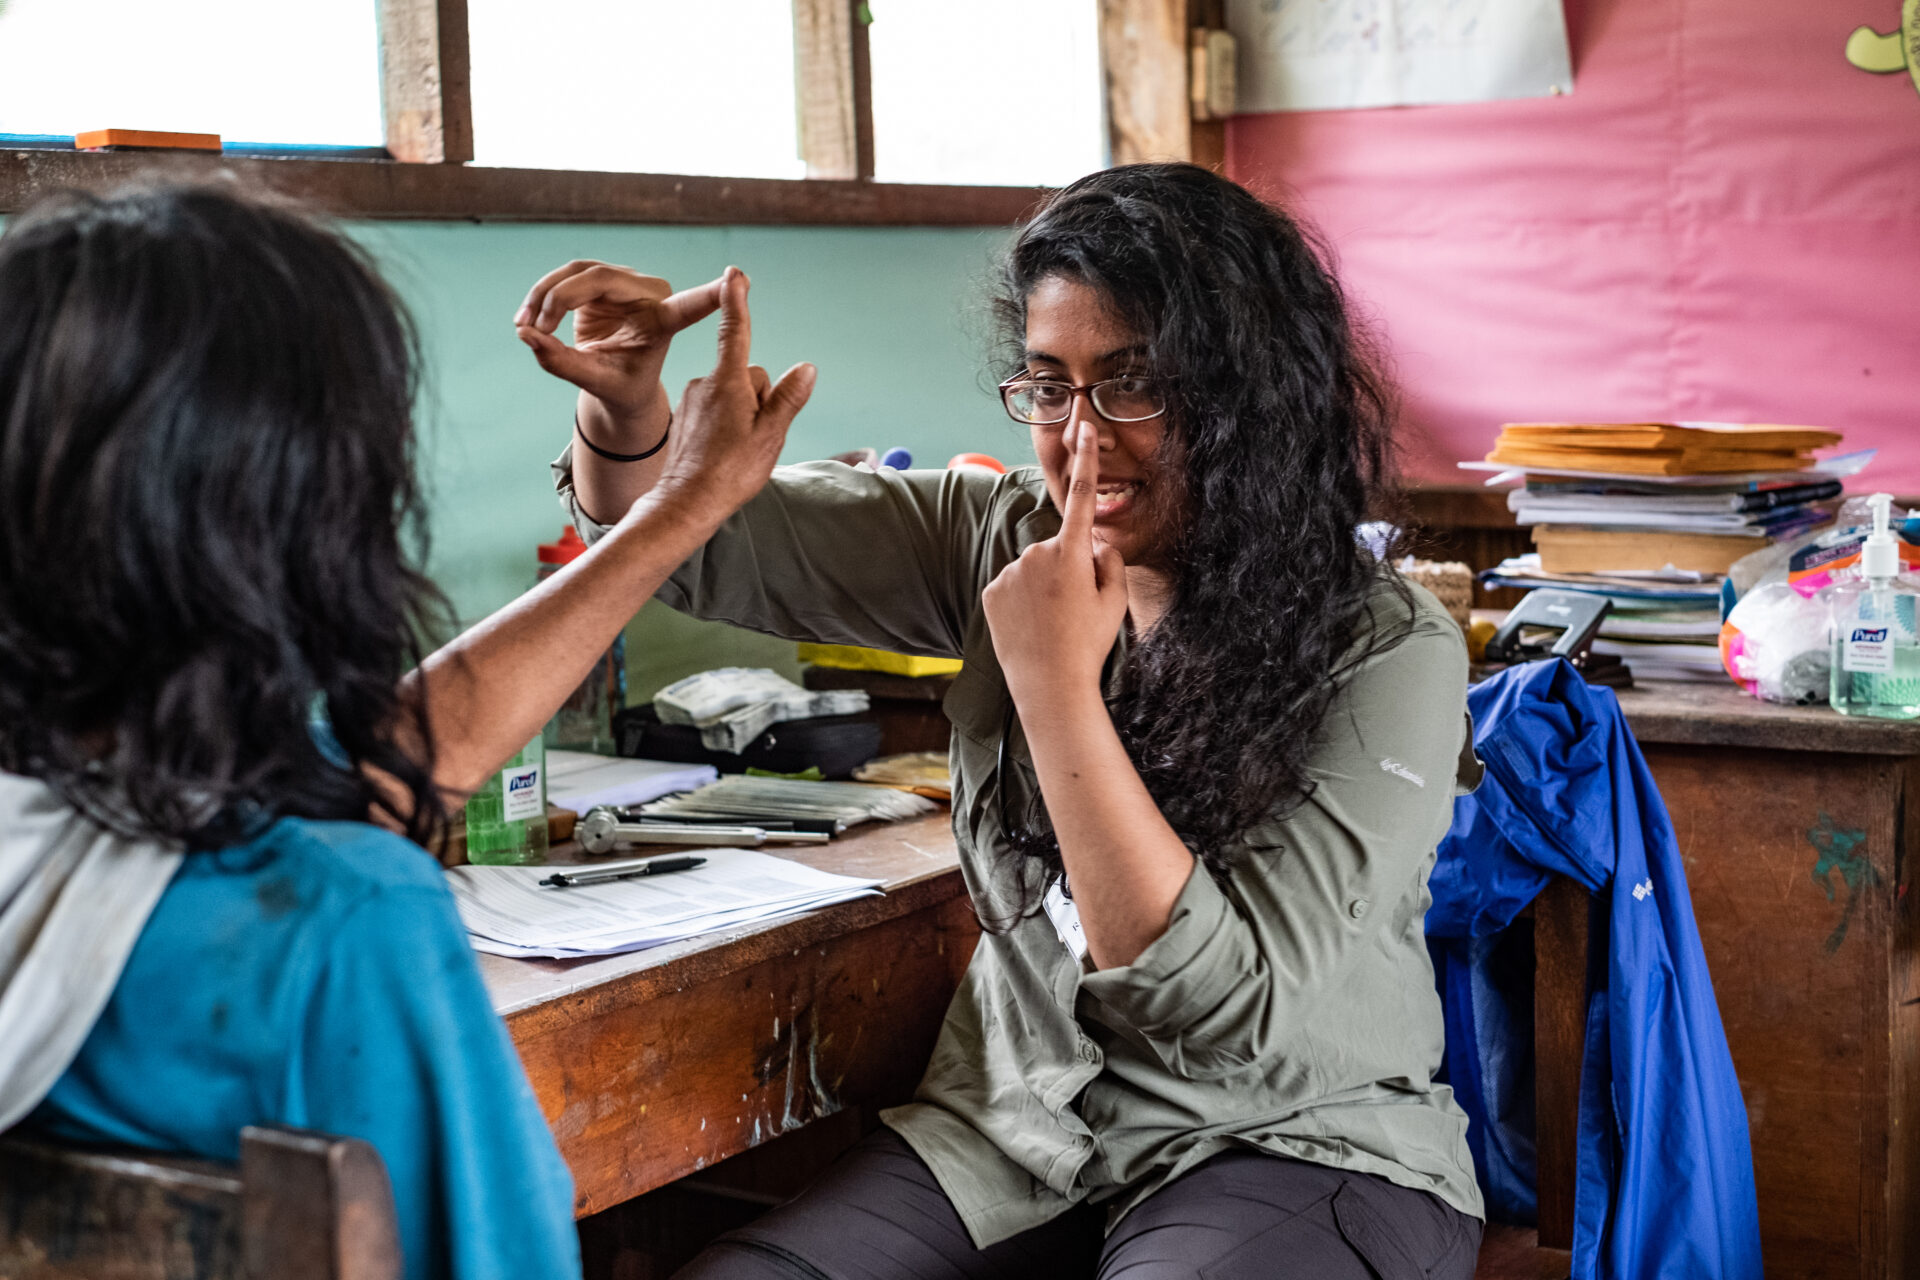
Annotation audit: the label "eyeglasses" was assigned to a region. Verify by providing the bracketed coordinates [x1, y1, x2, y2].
[998, 373, 1167, 426]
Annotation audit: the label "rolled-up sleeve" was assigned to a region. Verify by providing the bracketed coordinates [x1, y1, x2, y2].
[1079, 613, 1469, 1081]
[555, 444, 1020, 659]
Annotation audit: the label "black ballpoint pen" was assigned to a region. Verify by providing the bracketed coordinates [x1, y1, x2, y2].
[539, 855, 707, 889]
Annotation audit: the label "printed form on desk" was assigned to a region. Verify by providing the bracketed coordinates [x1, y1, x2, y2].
[446, 849, 882, 959]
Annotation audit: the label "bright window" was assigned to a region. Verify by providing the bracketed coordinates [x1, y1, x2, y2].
[466, 0, 808, 179]
[868, 0, 1105, 187]
[0, 0, 383, 146]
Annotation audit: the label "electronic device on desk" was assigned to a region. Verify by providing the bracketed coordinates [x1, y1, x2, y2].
[1475, 590, 1630, 687]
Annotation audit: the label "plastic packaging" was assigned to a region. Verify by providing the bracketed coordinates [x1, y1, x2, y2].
[1719, 583, 1833, 704]
[1827, 494, 1920, 719]
[466, 736, 550, 865]
[1788, 496, 1920, 598]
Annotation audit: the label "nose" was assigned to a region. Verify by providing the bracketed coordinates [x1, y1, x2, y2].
[1066, 388, 1117, 449]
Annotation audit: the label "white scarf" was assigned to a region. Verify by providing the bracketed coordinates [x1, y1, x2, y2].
[0, 771, 183, 1130]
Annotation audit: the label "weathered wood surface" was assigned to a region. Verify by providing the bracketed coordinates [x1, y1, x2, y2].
[1472, 1224, 1572, 1280]
[484, 813, 977, 1217]
[375, 0, 473, 165]
[0, 151, 1043, 228]
[0, 1127, 399, 1280]
[1530, 877, 1587, 1254]
[1533, 739, 1920, 1280]
[1615, 680, 1920, 755]
[792, 0, 864, 181]
[1100, 0, 1192, 165]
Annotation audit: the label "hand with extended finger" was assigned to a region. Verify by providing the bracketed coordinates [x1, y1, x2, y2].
[515, 260, 729, 440]
[642, 268, 816, 529]
[982, 423, 1129, 706]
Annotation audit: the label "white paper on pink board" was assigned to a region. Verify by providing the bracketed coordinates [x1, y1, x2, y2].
[1228, 0, 1574, 113]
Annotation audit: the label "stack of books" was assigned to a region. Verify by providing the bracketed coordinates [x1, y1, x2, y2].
[1471, 422, 1858, 682]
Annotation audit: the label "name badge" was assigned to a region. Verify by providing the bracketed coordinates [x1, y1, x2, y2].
[1042, 879, 1088, 963]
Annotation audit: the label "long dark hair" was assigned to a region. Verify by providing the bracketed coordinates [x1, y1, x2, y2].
[996, 163, 1410, 888]
[0, 184, 450, 849]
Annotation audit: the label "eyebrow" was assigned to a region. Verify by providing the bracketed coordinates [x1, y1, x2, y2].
[1020, 343, 1150, 368]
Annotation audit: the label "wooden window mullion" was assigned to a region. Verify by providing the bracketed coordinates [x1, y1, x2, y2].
[378, 0, 474, 165]
[793, 0, 874, 181]
[850, 1, 875, 180]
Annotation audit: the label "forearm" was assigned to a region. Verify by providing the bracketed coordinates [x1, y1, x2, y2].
[1019, 682, 1196, 970]
[403, 488, 717, 797]
[571, 386, 674, 526]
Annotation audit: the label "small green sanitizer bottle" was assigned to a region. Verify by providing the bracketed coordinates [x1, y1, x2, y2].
[1829, 493, 1920, 721]
[465, 736, 550, 864]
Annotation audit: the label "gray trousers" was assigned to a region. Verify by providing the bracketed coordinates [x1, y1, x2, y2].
[674, 1129, 1482, 1280]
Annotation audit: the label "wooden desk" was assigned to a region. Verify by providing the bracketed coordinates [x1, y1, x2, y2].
[481, 813, 977, 1218]
[1535, 682, 1920, 1280]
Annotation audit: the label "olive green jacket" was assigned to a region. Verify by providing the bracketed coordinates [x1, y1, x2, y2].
[555, 452, 1485, 1246]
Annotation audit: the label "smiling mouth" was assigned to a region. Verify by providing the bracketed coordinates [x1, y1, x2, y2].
[1094, 480, 1142, 520]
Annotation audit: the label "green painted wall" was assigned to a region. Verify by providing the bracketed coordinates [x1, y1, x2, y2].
[350, 221, 1023, 631]
[0, 211, 1017, 700]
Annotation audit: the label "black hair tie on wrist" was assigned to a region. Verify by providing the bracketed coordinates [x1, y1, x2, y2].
[575, 412, 670, 463]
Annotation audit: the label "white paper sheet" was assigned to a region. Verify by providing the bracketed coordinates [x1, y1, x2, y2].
[446, 848, 883, 959]
[543, 751, 717, 813]
[1228, 0, 1573, 113]
[1460, 450, 1878, 488]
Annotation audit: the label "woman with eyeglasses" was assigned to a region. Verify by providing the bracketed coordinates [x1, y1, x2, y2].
[527, 163, 1483, 1279]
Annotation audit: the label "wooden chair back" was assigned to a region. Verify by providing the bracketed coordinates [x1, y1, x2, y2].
[0, 1124, 400, 1280]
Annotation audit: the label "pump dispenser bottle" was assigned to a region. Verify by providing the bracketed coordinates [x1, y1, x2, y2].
[1829, 493, 1920, 719]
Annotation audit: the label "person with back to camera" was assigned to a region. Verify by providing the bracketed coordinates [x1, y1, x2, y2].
[521, 163, 1486, 1279]
[0, 183, 814, 1280]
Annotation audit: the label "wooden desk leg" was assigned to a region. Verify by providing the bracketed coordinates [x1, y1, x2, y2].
[1534, 875, 1590, 1251]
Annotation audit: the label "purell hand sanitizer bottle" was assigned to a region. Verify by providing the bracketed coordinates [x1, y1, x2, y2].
[465, 736, 550, 864]
[1829, 493, 1920, 720]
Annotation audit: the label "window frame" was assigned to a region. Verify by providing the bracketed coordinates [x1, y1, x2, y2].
[0, 0, 1217, 226]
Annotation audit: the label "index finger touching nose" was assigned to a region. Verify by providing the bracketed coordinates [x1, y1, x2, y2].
[1060, 420, 1100, 543]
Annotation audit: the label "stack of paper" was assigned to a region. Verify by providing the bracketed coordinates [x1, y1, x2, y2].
[1588, 639, 1730, 683]
[639, 775, 937, 830]
[1486, 422, 1842, 476]
[545, 751, 718, 813]
[1481, 555, 1732, 679]
[448, 848, 883, 959]
[1462, 429, 1867, 683]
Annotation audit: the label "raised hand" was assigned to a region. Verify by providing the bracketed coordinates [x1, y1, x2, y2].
[647, 267, 816, 528]
[514, 260, 725, 423]
[982, 421, 1129, 705]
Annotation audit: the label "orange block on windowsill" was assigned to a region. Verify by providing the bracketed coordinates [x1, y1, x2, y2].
[75, 129, 221, 152]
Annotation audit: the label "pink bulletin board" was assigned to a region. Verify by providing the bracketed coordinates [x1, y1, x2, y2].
[1226, 0, 1920, 491]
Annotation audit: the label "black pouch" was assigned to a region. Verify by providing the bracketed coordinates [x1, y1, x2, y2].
[613, 705, 882, 780]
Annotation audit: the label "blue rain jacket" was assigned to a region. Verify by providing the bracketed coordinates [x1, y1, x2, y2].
[1428, 660, 1762, 1280]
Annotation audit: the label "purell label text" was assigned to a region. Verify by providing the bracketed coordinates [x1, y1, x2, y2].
[1844, 626, 1895, 675]
[501, 765, 543, 821]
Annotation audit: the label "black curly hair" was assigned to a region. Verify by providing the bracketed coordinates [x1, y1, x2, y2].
[0, 184, 450, 849]
[995, 162, 1411, 891]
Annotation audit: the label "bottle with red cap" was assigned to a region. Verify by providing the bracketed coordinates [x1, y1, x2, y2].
[537, 527, 624, 753]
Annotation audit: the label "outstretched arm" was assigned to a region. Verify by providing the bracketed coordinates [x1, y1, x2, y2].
[405, 270, 816, 798]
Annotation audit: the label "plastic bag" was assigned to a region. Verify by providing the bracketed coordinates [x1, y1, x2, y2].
[1720, 582, 1833, 704]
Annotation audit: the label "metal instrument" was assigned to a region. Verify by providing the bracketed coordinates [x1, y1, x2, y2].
[576, 806, 832, 855]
